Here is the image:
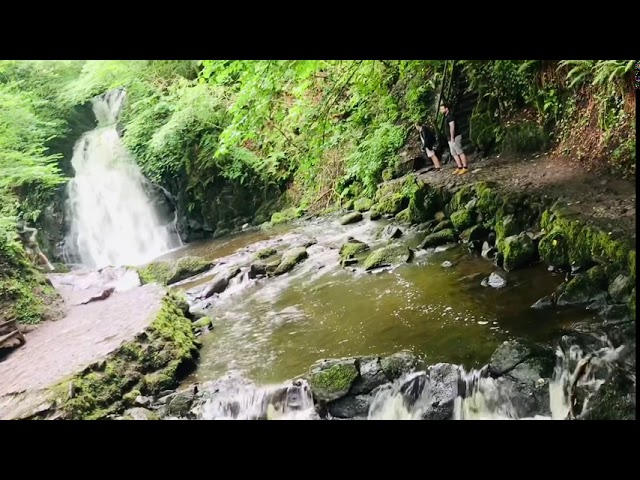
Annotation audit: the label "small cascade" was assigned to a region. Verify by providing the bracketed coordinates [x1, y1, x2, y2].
[196, 377, 317, 420]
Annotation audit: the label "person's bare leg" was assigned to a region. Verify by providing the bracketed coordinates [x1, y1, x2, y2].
[452, 154, 463, 169]
[37, 252, 55, 271]
[459, 153, 468, 168]
[430, 154, 441, 169]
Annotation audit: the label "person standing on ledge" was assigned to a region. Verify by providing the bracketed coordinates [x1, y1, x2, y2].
[440, 103, 468, 175]
[16, 220, 55, 271]
[415, 123, 441, 171]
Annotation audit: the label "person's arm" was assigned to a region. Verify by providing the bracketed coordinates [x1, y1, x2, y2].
[449, 121, 455, 142]
[25, 226, 37, 243]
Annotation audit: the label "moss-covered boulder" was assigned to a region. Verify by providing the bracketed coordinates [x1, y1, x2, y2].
[556, 266, 608, 307]
[419, 229, 458, 249]
[502, 233, 536, 271]
[362, 244, 412, 270]
[308, 358, 359, 402]
[376, 193, 406, 215]
[137, 256, 212, 286]
[255, 247, 277, 260]
[495, 214, 520, 249]
[450, 209, 475, 231]
[354, 198, 374, 212]
[340, 212, 363, 225]
[369, 206, 381, 220]
[538, 230, 570, 269]
[273, 247, 308, 276]
[48, 293, 199, 420]
[339, 240, 370, 260]
[433, 220, 453, 233]
[270, 207, 305, 226]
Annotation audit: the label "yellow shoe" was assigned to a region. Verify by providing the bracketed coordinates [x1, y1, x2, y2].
[459, 168, 468, 175]
[453, 168, 462, 175]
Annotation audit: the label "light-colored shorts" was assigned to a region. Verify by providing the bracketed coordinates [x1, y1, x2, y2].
[448, 135, 464, 156]
[424, 147, 435, 158]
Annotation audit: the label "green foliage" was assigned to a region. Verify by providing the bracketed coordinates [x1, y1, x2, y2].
[500, 122, 548, 153]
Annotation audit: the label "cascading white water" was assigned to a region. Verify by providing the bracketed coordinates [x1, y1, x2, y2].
[64, 89, 180, 269]
[196, 377, 317, 420]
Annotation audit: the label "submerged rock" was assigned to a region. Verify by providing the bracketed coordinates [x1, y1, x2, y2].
[481, 241, 497, 259]
[362, 244, 411, 270]
[531, 295, 555, 309]
[340, 212, 363, 225]
[502, 233, 536, 271]
[419, 229, 457, 249]
[441, 261, 453, 268]
[255, 247, 277, 260]
[273, 247, 308, 275]
[200, 267, 241, 298]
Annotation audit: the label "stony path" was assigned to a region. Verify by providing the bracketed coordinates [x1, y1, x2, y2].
[0, 269, 165, 419]
[402, 152, 635, 246]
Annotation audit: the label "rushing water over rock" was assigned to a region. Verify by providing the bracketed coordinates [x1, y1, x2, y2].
[64, 89, 180, 268]
[194, 376, 317, 420]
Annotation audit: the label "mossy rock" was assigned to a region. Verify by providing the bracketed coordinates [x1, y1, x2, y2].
[395, 208, 412, 223]
[354, 198, 373, 212]
[193, 317, 213, 330]
[538, 230, 570, 269]
[308, 359, 359, 402]
[449, 184, 476, 212]
[608, 274, 633, 303]
[270, 207, 305, 226]
[380, 351, 420, 381]
[369, 206, 381, 220]
[340, 212, 363, 225]
[419, 229, 458, 249]
[434, 211, 446, 223]
[495, 214, 521, 249]
[137, 256, 212, 286]
[556, 266, 608, 307]
[433, 220, 453, 233]
[339, 240, 370, 260]
[502, 233, 536, 271]
[362, 244, 411, 270]
[450, 209, 475, 231]
[50, 293, 199, 420]
[343, 199, 355, 211]
[255, 247, 277, 260]
[376, 193, 406, 215]
[273, 247, 308, 275]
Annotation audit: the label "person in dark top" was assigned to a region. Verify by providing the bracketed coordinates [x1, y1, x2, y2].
[415, 123, 441, 171]
[440, 103, 468, 175]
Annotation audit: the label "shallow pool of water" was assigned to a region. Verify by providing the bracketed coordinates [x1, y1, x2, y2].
[173, 217, 597, 386]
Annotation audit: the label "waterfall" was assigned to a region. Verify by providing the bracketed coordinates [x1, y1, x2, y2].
[63, 89, 181, 269]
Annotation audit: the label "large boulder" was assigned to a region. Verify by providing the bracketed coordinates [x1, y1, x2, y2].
[419, 229, 457, 249]
[433, 220, 453, 233]
[362, 244, 412, 270]
[138, 256, 212, 286]
[273, 247, 308, 276]
[380, 351, 421, 381]
[308, 358, 359, 403]
[167, 389, 195, 416]
[488, 339, 554, 379]
[340, 212, 363, 225]
[502, 233, 536, 271]
[122, 407, 159, 420]
[422, 363, 459, 420]
[350, 356, 388, 395]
